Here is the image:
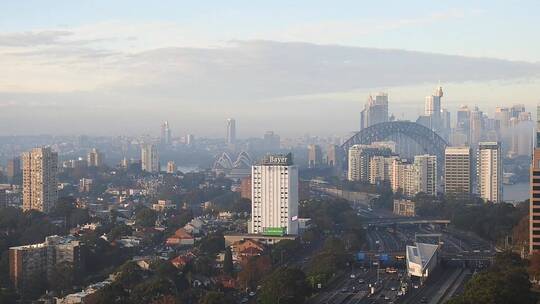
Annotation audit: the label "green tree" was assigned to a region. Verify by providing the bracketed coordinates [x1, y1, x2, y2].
[259, 267, 310, 304]
[199, 291, 234, 304]
[135, 208, 158, 227]
[129, 277, 176, 304]
[198, 233, 225, 256]
[449, 253, 535, 304]
[117, 261, 144, 290]
[48, 261, 75, 296]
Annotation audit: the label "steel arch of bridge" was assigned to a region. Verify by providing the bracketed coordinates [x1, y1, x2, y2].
[341, 121, 448, 160]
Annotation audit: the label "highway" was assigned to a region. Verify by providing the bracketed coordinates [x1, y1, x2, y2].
[307, 191, 495, 304]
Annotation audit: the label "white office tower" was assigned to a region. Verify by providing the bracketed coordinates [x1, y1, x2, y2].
[444, 147, 472, 196]
[226, 118, 236, 145]
[251, 154, 298, 235]
[141, 144, 159, 173]
[414, 155, 437, 196]
[22, 147, 58, 213]
[477, 142, 502, 203]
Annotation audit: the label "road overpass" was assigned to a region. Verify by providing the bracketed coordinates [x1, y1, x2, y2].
[364, 217, 451, 227]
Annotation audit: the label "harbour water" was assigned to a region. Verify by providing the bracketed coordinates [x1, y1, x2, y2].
[503, 182, 529, 203]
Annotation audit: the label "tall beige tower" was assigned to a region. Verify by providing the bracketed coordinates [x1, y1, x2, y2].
[141, 144, 159, 173]
[22, 147, 58, 213]
[444, 146, 472, 196]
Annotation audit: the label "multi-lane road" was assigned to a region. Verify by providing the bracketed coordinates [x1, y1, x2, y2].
[307, 190, 494, 304]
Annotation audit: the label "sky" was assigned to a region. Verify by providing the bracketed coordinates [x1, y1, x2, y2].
[1, 0, 540, 138]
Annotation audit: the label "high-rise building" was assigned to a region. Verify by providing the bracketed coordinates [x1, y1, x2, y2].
[509, 112, 534, 157]
[161, 121, 172, 145]
[186, 134, 195, 146]
[530, 106, 540, 253]
[251, 153, 298, 235]
[226, 118, 236, 145]
[360, 93, 389, 129]
[326, 145, 341, 167]
[414, 155, 437, 196]
[6, 157, 21, 183]
[87, 148, 104, 167]
[511, 104, 525, 119]
[369, 156, 398, 184]
[422, 86, 446, 136]
[348, 145, 393, 182]
[9, 235, 83, 290]
[167, 161, 177, 174]
[22, 147, 58, 213]
[530, 148, 540, 253]
[307, 144, 323, 168]
[469, 107, 483, 145]
[444, 147, 472, 196]
[141, 144, 159, 173]
[391, 159, 419, 197]
[477, 142, 502, 203]
[78, 178, 93, 193]
[263, 131, 280, 151]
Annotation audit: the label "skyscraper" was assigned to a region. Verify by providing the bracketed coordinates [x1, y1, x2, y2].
[6, 157, 21, 183]
[141, 144, 159, 173]
[185, 134, 195, 146]
[160, 121, 172, 145]
[226, 118, 236, 145]
[251, 153, 298, 235]
[360, 93, 388, 130]
[22, 147, 58, 213]
[263, 131, 280, 151]
[469, 107, 483, 145]
[87, 148, 104, 167]
[530, 105, 540, 253]
[414, 155, 437, 196]
[326, 144, 342, 167]
[423, 86, 444, 133]
[167, 161, 177, 174]
[369, 155, 398, 184]
[307, 144, 323, 168]
[444, 147, 472, 196]
[348, 145, 393, 182]
[391, 159, 419, 197]
[477, 142, 502, 203]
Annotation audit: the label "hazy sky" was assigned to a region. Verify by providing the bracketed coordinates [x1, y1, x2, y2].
[1, 1, 540, 138]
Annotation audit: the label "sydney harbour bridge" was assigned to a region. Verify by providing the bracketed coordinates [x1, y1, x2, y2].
[341, 121, 448, 168]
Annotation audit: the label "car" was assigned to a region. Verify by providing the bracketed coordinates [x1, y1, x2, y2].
[390, 287, 397, 291]
[248, 291, 256, 297]
[358, 279, 365, 284]
[384, 296, 390, 300]
[413, 284, 419, 289]
[350, 274, 356, 279]
[341, 288, 348, 293]
[420, 297, 428, 303]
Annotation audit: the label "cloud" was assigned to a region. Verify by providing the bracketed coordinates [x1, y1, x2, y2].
[103, 40, 540, 101]
[0, 30, 73, 47]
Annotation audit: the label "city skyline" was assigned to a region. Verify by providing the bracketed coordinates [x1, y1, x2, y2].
[1, 2, 540, 136]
